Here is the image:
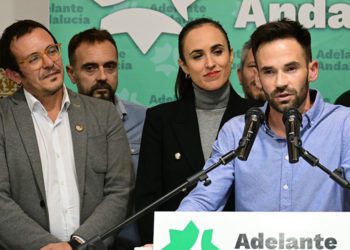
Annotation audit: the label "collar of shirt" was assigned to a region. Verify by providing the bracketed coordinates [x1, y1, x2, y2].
[114, 96, 127, 121]
[261, 89, 323, 138]
[24, 85, 71, 114]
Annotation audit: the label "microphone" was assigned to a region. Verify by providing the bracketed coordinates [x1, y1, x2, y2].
[283, 108, 302, 163]
[238, 107, 265, 161]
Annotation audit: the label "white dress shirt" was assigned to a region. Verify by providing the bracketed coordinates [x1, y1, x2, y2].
[24, 87, 80, 241]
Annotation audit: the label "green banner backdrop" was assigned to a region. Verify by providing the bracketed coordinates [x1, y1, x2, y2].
[50, 0, 350, 106]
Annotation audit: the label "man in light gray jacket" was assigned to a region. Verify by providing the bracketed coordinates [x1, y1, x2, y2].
[0, 20, 134, 250]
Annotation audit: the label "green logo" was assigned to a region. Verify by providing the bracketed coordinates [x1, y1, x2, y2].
[162, 221, 219, 250]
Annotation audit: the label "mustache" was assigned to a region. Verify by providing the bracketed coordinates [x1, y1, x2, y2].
[41, 67, 62, 79]
[88, 81, 115, 104]
[89, 80, 112, 92]
[270, 86, 297, 97]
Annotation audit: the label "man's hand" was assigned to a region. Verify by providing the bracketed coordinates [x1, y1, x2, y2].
[40, 242, 72, 250]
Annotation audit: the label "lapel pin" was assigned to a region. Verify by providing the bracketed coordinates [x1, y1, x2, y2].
[175, 152, 181, 160]
[75, 124, 84, 132]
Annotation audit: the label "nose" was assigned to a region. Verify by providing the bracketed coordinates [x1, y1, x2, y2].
[205, 55, 215, 68]
[41, 53, 55, 68]
[97, 66, 107, 80]
[276, 70, 287, 88]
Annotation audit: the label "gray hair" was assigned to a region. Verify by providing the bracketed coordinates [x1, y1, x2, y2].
[239, 40, 252, 70]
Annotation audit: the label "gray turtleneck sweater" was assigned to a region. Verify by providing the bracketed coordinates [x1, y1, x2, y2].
[193, 82, 230, 160]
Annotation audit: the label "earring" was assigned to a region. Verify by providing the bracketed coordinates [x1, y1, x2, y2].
[185, 73, 190, 79]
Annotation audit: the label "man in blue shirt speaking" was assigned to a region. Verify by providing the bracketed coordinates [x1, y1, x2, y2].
[178, 18, 350, 212]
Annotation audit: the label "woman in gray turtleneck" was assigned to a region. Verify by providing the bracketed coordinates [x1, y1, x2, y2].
[135, 18, 258, 244]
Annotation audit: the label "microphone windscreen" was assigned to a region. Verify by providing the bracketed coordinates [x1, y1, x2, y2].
[282, 108, 302, 124]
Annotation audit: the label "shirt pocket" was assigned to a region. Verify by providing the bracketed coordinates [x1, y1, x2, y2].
[87, 134, 107, 173]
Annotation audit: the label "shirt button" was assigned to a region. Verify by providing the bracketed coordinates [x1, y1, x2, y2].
[285, 155, 289, 161]
[283, 184, 289, 190]
[40, 200, 46, 208]
[175, 152, 181, 160]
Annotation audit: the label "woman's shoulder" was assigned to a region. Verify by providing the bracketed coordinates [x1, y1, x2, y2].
[147, 98, 190, 114]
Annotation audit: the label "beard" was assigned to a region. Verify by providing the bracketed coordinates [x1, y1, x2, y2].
[242, 80, 266, 102]
[88, 80, 115, 104]
[265, 78, 309, 113]
[241, 74, 266, 102]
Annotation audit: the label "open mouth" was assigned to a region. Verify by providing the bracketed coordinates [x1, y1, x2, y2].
[274, 92, 293, 102]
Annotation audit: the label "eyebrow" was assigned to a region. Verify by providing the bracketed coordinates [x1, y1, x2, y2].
[211, 44, 225, 50]
[81, 60, 117, 68]
[103, 61, 118, 66]
[260, 65, 273, 71]
[260, 61, 301, 71]
[189, 43, 225, 56]
[246, 62, 257, 67]
[81, 62, 98, 68]
[285, 61, 300, 67]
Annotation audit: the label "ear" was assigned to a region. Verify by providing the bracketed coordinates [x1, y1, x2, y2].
[237, 68, 243, 85]
[308, 60, 319, 82]
[178, 58, 189, 75]
[229, 48, 234, 66]
[66, 65, 77, 84]
[5, 69, 22, 84]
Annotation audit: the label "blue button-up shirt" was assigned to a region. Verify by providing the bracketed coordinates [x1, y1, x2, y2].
[178, 90, 350, 211]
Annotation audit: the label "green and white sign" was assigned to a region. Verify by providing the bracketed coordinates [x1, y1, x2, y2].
[154, 212, 350, 250]
[50, 0, 350, 106]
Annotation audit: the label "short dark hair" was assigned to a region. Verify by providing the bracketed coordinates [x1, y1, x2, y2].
[0, 19, 57, 73]
[250, 18, 312, 64]
[68, 28, 118, 66]
[175, 18, 231, 99]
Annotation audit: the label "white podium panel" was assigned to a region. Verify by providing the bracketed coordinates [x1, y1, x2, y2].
[154, 212, 349, 250]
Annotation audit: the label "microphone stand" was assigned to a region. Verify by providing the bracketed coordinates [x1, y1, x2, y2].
[77, 147, 241, 250]
[291, 137, 350, 189]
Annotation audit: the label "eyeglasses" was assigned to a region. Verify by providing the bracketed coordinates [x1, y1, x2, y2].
[18, 43, 62, 70]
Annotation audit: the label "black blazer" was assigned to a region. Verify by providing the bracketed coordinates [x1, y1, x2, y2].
[135, 85, 259, 244]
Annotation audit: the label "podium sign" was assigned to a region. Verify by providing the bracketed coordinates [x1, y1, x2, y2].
[154, 212, 350, 250]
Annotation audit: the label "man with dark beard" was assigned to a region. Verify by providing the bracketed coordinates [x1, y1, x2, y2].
[66, 28, 146, 174]
[237, 40, 265, 104]
[177, 18, 350, 212]
[66, 28, 146, 249]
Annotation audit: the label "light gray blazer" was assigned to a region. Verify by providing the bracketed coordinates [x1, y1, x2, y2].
[0, 88, 134, 250]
